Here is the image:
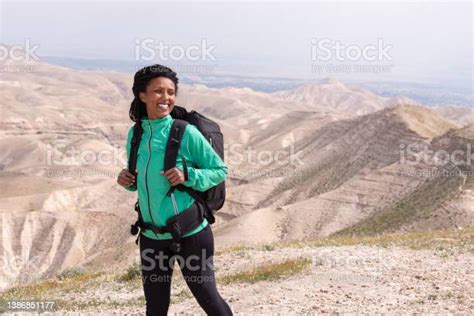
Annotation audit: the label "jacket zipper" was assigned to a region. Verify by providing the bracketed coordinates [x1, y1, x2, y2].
[144, 124, 156, 227]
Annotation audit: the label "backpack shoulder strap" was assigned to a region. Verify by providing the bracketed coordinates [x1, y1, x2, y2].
[164, 119, 189, 171]
[128, 122, 143, 176]
[164, 117, 217, 224]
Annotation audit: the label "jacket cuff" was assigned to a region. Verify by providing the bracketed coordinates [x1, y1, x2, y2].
[125, 184, 137, 192]
[183, 167, 197, 188]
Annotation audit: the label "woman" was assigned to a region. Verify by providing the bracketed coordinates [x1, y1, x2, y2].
[117, 64, 233, 315]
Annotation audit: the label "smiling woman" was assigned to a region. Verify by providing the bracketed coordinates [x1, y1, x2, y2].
[139, 76, 176, 120]
[116, 64, 232, 316]
[128, 65, 180, 122]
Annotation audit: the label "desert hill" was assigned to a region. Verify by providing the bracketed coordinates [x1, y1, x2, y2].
[0, 59, 472, 291]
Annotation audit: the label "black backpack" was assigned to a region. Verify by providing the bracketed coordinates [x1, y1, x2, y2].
[127, 105, 226, 224]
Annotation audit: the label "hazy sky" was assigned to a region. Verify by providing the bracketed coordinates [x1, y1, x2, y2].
[1, 1, 472, 86]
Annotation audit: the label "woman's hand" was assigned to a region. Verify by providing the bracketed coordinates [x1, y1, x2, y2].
[117, 168, 136, 188]
[161, 168, 185, 186]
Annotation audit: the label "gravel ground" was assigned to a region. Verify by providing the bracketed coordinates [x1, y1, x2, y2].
[7, 244, 471, 315]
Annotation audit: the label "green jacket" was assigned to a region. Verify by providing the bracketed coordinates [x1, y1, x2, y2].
[125, 114, 227, 240]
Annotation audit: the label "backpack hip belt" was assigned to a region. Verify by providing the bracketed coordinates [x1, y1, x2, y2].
[130, 200, 205, 252]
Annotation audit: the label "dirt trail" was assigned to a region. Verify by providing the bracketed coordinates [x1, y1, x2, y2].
[5, 243, 470, 315]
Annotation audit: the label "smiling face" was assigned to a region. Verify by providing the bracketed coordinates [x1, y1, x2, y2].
[139, 76, 176, 120]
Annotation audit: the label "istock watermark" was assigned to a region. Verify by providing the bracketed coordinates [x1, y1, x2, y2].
[141, 248, 215, 273]
[311, 248, 386, 274]
[400, 143, 473, 167]
[134, 38, 217, 74]
[44, 140, 304, 169]
[45, 140, 127, 167]
[310, 38, 394, 75]
[312, 38, 393, 62]
[135, 38, 216, 61]
[226, 143, 305, 167]
[0, 254, 43, 285]
[43, 140, 127, 179]
[0, 254, 42, 274]
[0, 39, 40, 73]
[399, 142, 473, 178]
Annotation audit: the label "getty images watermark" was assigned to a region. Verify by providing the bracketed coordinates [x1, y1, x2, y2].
[134, 38, 217, 74]
[0, 39, 40, 73]
[310, 38, 394, 74]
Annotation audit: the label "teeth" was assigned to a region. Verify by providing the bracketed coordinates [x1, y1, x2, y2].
[158, 104, 169, 109]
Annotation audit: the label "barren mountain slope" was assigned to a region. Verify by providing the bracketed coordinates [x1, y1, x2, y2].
[216, 105, 469, 245]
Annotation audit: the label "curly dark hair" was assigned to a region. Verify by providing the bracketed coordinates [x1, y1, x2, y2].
[129, 64, 179, 122]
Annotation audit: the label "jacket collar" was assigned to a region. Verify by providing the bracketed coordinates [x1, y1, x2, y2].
[141, 114, 172, 127]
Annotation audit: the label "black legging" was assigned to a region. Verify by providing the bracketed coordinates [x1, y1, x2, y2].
[139, 223, 233, 315]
